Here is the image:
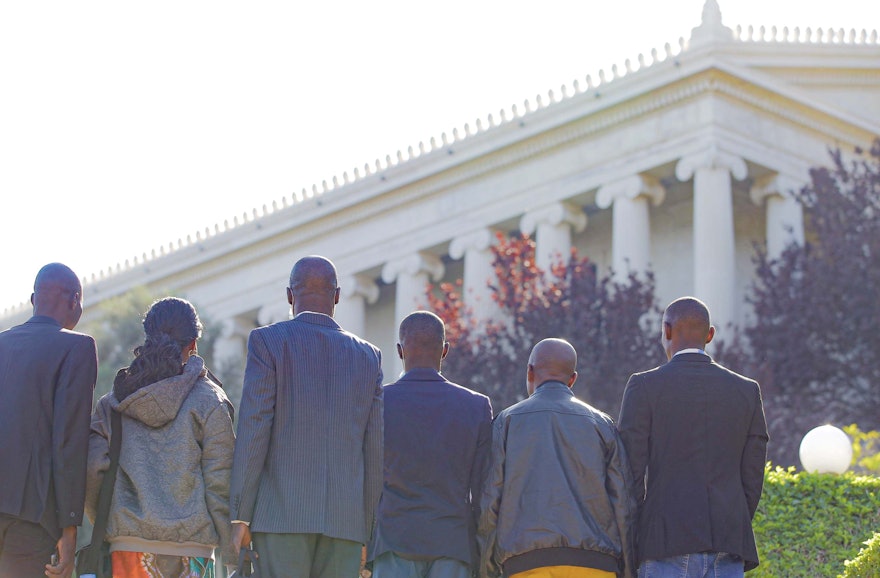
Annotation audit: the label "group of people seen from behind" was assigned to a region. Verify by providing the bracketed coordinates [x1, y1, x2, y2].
[0, 256, 768, 578]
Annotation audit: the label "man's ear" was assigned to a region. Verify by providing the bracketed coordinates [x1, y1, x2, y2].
[567, 371, 578, 388]
[334, 287, 340, 305]
[396, 343, 404, 361]
[441, 342, 449, 360]
[705, 325, 716, 346]
[287, 287, 293, 306]
[664, 321, 673, 341]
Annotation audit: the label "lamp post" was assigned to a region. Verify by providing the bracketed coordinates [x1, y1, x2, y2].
[799, 424, 853, 474]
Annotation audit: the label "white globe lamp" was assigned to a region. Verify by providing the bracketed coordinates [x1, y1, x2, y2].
[799, 424, 852, 474]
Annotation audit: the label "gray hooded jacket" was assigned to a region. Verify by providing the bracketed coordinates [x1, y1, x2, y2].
[85, 356, 236, 562]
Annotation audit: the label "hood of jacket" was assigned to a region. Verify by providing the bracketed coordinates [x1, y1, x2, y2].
[110, 355, 207, 428]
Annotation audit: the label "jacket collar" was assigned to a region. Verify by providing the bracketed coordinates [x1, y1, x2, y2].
[293, 311, 340, 329]
[669, 352, 713, 363]
[398, 367, 446, 382]
[533, 380, 573, 396]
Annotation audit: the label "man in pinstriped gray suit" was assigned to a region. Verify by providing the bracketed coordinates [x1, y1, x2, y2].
[229, 255, 384, 578]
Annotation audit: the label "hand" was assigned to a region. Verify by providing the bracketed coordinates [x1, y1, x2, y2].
[231, 522, 252, 556]
[45, 526, 76, 578]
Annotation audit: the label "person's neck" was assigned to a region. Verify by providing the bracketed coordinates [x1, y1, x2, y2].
[403, 360, 441, 372]
[293, 303, 334, 317]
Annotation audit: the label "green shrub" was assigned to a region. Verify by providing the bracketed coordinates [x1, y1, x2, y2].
[752, 465, 880, 577]
[840, 532, 880, 578]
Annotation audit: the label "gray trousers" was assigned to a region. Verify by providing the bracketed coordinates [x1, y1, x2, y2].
[252, 532, 361, 578]
[371, 551, 472, 578]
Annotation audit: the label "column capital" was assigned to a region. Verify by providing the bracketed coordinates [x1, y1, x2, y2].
[257, 301, 291, 326]
[339, 274, 380, 304]
[675, 144, 747, 182]
[596, 174, 665, 209]
[381, 251, 445, 284]
[520, 202, 587, 236]
[750, 173, 807, 206]
[449, 228, 495, 260]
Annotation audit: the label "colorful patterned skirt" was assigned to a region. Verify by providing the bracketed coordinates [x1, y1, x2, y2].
[110, 551, 214, 578]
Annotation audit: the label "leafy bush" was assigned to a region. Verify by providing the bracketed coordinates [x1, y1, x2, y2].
[840, 532, 880, 578]
[844, 424, 880, 476]
[752, 465, 880, 577]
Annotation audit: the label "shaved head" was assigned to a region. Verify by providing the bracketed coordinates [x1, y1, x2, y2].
[663, 297, 711, 340]
[661, 296, 715, 359]
[289, 256, 338, 296]
[287, 255, 340, 317]
[527, 338, 578, 395]
[31, 263, 83, 329]
[397, 311, 448, 371]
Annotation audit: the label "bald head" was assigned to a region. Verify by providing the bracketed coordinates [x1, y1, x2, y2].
[287, 256, 339, 316]
[31, 263, 83, 330]
[661, 296, 714, 359]
[527, 338, 578, 395]
[398, 311, 448, 371]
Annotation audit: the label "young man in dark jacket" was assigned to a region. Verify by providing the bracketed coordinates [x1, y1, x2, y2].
[479, 338, 636, 578]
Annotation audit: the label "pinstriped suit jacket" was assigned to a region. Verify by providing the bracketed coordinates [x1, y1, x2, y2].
[229, 311, 383, 544]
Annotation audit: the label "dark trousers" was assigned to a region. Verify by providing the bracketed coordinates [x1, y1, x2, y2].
[252, 532, 361, 578]
[0, 514, 57, 578]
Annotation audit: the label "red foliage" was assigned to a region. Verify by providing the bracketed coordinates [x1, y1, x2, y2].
[427, 232, 663, 416]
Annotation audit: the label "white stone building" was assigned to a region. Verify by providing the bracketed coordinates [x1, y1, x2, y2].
[2, 0, 879, 385]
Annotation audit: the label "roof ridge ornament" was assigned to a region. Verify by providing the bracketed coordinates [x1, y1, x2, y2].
[690, 0, 734, 47]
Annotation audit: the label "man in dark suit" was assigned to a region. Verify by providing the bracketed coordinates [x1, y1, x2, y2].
[369, 311, 492, 578]
[230, 255, 384, 578]
[618, 296, 769, 577]
[0, 263, 98, 578]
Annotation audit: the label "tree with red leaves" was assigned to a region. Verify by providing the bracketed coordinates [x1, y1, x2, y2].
[427, 232, 664, 416]
[717, 139, 880, 466]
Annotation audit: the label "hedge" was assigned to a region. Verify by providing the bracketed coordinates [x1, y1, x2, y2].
[752, 465, 880, 577]
[840, 531, 880, 577]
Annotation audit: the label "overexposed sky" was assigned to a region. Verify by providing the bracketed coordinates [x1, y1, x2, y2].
[1, 0, 876, 312]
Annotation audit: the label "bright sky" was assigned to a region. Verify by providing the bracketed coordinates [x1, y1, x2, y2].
[1, 0, 875, 312]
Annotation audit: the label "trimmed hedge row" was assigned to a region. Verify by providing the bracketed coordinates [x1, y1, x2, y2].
[752, 465, 880, 577]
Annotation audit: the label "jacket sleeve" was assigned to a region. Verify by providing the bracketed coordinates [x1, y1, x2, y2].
[617, 373, 650, 506]
[53, 335, 98, 528]
[363, 351, 384, 542]
[741, 381, 769, 518]
[201, 399, 237, 563]
[478, 417, 506, 578]
[229, 330, 277, 523]
[468, 397, 494, 564]
[605, 425, 638, 578]
[84, 394, 111, 524]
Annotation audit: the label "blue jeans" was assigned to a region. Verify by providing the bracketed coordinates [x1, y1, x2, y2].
[638, 552, 744, 578]
[371, 551, 472, 578]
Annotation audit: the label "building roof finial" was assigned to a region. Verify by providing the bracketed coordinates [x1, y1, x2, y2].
[690, 0, 733, 47]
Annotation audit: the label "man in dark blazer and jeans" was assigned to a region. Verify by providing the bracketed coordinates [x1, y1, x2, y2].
[0, 263, 98, 578]
[369, 311, 492, 578]
[618, 296, 769, 577]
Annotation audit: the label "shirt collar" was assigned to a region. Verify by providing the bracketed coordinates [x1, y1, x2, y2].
[673, 347, 708, 357]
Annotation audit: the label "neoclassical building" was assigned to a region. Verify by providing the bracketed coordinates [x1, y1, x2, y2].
[2, 1, 879, 384]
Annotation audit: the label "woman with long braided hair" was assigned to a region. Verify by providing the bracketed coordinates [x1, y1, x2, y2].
[86, 297, 235, 577]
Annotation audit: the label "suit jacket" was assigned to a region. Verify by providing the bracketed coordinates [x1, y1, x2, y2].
[369, 368, 492, 566]
[229, 311, 383, 544]
[617, 352, 769, 571]
[0, 315, 98, 537]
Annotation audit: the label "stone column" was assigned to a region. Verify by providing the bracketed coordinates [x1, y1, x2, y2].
[257, 301, 291, 326]
[750, 174, 805, 259]
[520, 202, 588, 271]
[449, 228, 499, 322]
[381, 251, 446, 334]
[676, 146, 747, 331]
[335, 274, 379, 336]
[596, 174, 665, 280]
